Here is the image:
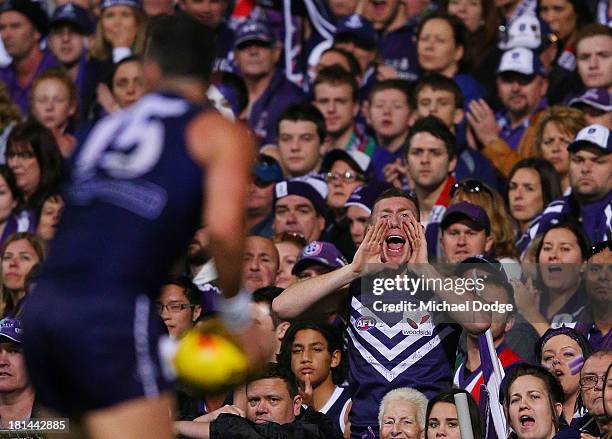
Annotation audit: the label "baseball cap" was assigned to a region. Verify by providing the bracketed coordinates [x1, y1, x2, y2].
[499, 14, 557, 52]
[568, 88, 612, 112]
[0, 318, 23, 344]
[320, 149, 372, 175]
[234, 20, 275, 49]
[440, 201, 491, 235]
[0, 0, 49, 36]
[344, 181, 394, 214]
[100, 0, 141, 10]
[454, 255, 507, 281]
[497, 47, 546, 77]
[567, 124, 611, 154]
[50, 3, 93, 34]
[253, 154, 283, 185]
[292, 241, 347, 275]
[274, 176, 329, 217]
[334, 14, 378, 49]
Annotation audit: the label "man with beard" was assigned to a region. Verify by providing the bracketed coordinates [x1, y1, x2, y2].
[467, 47, 548, 177]
[273, 187, 491, 438]
[576, 241, 612, 350]
[518, 124, 612, 255]
[404, 116, 456, 226]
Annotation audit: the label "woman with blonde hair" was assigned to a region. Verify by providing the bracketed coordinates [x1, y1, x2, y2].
[532, 106, 587, 194]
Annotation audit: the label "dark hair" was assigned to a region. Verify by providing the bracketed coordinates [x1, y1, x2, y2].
[0, 165, 23, 208]
[6, 119, 63, 210]
[508, 158, 562, 209]
[108, 55, 142, 91]
[406, 115, 457, 159]
[321, 47, 363, 77]
[368, 79, 413, 106]
[277, 319, 346, 385]
[145, 14, 216, 84]
[426, 389, 484, 439]
[536, 0, 592, 39]
[417, 13, 468, 72]
[372, 187, 421, 222]
[247, 362, 299, 398]
[276, 103, 326, 144]
[35, 191, 62, 225]
[485, 275, 516, 315]
[314, 65, 359, 103]
[211, 71, 249, 115]
[535, 326, 593, 364]
[576, 23, 612, 50]
[413, 73, 464, 110]
[536, 219, 591, 262]
[162, 275, 200, 305]
[503, 363, 565, 433]
[252, 286, 285, 328]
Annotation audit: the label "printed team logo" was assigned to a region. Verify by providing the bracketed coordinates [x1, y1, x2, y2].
[356, 316, 377, 331]
[402, 311, 433, 336]
[303, 241, 323, 256]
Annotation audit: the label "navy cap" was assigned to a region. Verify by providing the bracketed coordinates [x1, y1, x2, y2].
[292, 240, 347, 275]
[254, 154, 284, 184]
[569, 88, 612, 112]
[497, 47, 546, 77]
[320, 149, 372, 175]
[274, 177, 329, 217]
[0, 0, 49, 36]
[334, 14, 377, 49]
[50, 3, 93, 34]
[234, 20, 275, 49]
[0, 318, 23, 344]
[567, 124, 612, 154]
[100, 0, 141, 10]
[344, 181, 394, 214]
[441, 201, 491, 234]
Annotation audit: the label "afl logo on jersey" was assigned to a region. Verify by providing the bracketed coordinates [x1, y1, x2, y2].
[356, 316, 377, 331]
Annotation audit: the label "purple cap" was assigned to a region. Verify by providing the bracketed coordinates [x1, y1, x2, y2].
[234, 19, 276, 48]
[0, 318, 23, 344]
[567, 124, 611, 154]
[274, 177, 328, 217]
[497, 47, 546, 77]
[334, 13, 378, 49]
[50, 3, 93, 34]
[253, 154, 284, 184]
[292, 241, 347, 275]
[569, 88, 612, 112]
[440, 201, 491, 234]
[344, 181, 394, 214]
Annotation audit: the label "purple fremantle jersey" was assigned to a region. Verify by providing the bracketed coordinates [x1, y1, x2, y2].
[37, 92, 205, 297]
[378, 23, 420, 82]
[347, 279, 461, 431]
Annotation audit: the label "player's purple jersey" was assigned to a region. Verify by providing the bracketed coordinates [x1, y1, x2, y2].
[37, 92, 205, 297]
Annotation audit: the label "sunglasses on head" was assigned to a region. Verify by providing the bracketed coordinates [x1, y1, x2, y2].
[450, 180, 494, 198]
[590, 240, 612, 258]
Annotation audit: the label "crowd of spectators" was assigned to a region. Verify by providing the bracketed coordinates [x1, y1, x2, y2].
[0, 0, 609, 437]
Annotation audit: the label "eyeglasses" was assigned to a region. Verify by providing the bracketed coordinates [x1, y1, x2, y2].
[450, 179, 494, 198]
[579, 374, 607, 388]
[325, 171, 364, 184]
[155, 302, 195, 314]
